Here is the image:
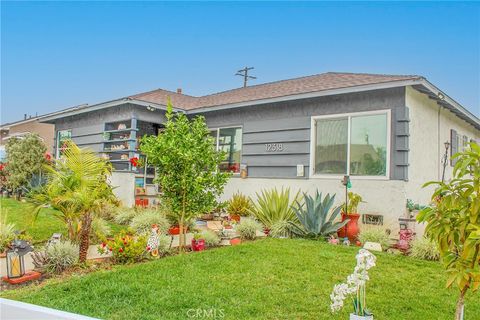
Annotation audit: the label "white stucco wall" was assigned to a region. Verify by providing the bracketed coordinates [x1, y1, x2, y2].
[221, 177, 406, 230]
[109, 172, 136, 207]
[405, 86, 480, 206]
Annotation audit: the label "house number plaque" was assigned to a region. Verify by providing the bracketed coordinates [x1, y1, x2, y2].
[265, 143, 284, 152]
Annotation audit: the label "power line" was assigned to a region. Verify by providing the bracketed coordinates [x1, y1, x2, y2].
[235, 66, 257, 87]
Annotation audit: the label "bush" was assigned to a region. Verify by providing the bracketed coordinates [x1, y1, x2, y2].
[236, 218, 262, 240]
[227, 193, 252, 217]
[98, 231, 147, 264]
[114, 207, 139, 225]
[358, 226, 391, 251]
[269, 221, 292, 238]
[248, 188, 299, 236]
[90, 217, 112, 244]
[0, 216, 15, 253]
[198, 230, 220, 247]
[157, 234, 172, 256]
[130, 209, 170, 235]
[410, 237, 440, 261]
[44, 241, 79, 273]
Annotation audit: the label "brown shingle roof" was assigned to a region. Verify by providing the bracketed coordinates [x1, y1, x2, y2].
[130, 72, 422, 110]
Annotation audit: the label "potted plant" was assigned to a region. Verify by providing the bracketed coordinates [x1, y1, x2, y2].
[227, 193, 252, 222]
[191, 233, 205, 251]
[338, 192, 363, 241]
[331, 249, 377, 319]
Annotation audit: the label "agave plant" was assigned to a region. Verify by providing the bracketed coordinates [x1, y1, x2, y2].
[248, 188, 299, 235]
[289, 191, 348, 239]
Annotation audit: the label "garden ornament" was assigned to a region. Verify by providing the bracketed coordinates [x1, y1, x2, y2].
[146, 224, 160, 256]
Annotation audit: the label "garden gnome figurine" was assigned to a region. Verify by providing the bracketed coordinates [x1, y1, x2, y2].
[146, 224, 160, 257]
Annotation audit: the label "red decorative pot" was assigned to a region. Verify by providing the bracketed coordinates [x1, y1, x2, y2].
[230, 238, 241, 246]
[168, 225, 189, 235]
[230, 214, 241, 222]
[337, 213, 360, 241]
[263, 228, 270, 236]
[191, 239, 205, 251]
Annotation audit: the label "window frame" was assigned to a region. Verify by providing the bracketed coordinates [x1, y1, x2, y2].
[209, 125, 243, 175]
[309, 109, 391, 180]
[55, 129, 72, 159]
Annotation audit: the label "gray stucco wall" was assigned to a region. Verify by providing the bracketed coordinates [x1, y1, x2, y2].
[196, 87, 408, 180]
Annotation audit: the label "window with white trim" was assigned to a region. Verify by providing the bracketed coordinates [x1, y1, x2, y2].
[210, 127, 242, 173]
[56, 129, 72, 159]
[312, 111, 389, 177]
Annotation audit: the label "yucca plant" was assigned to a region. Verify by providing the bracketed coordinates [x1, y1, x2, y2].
[248, 188, 299, 235]
[289, 191, 348, 239]
[227, 192, 252, 217]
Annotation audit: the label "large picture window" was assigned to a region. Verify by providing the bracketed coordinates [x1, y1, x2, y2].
[312, 111, 389, 177]
[56, 129, 72, 159]
[210, 127, 242, 173]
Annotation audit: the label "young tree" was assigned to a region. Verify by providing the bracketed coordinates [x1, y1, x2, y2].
[140, 101, 230, 250]
[5, 133, 47, 196]
[32, 141, 117, 262]
[418, 142, 480, 320]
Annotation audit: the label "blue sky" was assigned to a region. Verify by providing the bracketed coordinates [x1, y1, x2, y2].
[1, 1, 479, 123]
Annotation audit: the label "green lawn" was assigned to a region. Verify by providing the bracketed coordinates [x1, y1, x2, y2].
[2, 238, 478, 320]
[1, 198, 125, 244]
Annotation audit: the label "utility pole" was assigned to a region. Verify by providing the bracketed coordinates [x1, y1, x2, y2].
[235, 66, 256, 87]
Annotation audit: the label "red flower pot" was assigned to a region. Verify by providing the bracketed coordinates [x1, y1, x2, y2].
[168, 226, 188, 235]
[337, 213, 360, 242]
[230, 214, 241, 222]
[191, 239, 205, 251]
[263, 228, 270, 236]
[230, 238, 241, 246]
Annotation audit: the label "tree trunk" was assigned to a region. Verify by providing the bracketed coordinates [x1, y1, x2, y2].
[455, 289, 466, 320]
[179, 216, 185, 252]
[78, 213, 92, 263]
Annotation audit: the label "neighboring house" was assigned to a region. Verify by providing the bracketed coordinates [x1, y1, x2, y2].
[0, 116, 55, 157]
[39, 72, 480, 228]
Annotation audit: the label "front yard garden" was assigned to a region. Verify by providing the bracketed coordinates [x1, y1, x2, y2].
[2, 238, 479, 320]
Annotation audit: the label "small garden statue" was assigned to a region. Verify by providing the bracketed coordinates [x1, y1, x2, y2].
[146, 224, 160, 257]
[330, 249, 377, 320]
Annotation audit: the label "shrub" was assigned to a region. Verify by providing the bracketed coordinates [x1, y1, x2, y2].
[269, 221, 293, 238]
[410, 237, 440, 261]
[44, 240, 79, 273]
[90, 217, 112, 244]
[227, 193, 252, 217]
[289, 191, 347, 239]
[130, 209, 170, 235]
[236, 218, 262, 240]
[114, 207, 139, 225]
[358, 226, 391, 251]
[198, 230, 220, 247]
[156, 234, 172, 256]
[0, 216, 15, 253]
[98, 231, 147, 264]
[248, 188, 299, 236]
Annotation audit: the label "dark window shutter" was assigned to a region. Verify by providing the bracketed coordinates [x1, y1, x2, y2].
[450, 129, 458, 166]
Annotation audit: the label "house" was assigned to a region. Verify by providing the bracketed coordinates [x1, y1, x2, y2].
[0, 115, 55, 160]
[39, 72, 480, 228]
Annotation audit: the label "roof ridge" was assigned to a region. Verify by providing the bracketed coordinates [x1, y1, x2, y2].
[325, 71, 423, 78]
[130, 87, 198, 99]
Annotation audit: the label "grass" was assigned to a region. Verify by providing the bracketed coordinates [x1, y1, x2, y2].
[1, 198, 125, 244]
[2, 238, 479, 320]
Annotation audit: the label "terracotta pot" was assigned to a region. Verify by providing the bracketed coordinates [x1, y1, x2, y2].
[230, 238, 241, 246]
[337, 213, 360, 241]
[230, 214, 241, 222]
[191, 239, 205, 251]
[168, 225, 188, 235]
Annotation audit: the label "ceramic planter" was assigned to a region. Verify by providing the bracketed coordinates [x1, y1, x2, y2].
[191, 239, 205, 251]
[168, 226, 189, 235]
[337, 213, 360, 241]
[350, 314, 373, 320]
